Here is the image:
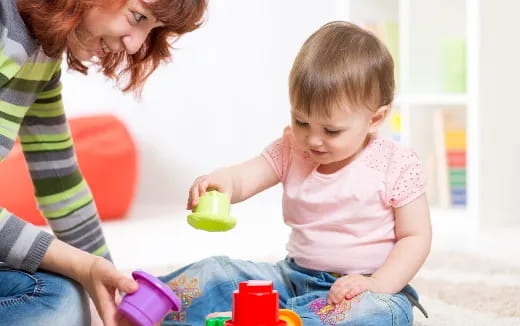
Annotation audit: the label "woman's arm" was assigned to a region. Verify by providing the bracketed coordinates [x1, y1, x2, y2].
[20, 67, 112, 260]
[188, 155, 279, 209]
[40, 238, 137, 326]
[371, 194, 432, 293]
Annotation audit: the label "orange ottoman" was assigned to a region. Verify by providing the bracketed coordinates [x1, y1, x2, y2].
[0, 114, 138, 225]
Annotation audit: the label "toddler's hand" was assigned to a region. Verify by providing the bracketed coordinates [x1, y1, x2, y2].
[327, 274, 374, 305]
[187, 173, 232, 210]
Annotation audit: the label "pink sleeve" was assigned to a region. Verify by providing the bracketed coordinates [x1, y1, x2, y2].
[262, 127, 292, 182]
[385, 148, 427, 208]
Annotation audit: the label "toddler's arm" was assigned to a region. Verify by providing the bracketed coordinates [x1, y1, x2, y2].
[187, 155, 279, 209]
[371, 194, 432, 293]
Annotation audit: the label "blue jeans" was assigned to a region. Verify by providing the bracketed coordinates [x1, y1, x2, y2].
[159, 256, 420, 326]
[0, 264, 90, 326]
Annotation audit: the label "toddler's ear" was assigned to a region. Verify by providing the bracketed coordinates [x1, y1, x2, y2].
[368, 105, 390, 132]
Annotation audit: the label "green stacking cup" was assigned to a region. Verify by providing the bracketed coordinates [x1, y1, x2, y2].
[187, 190, 236, 232]
[206, 317, 232, 326]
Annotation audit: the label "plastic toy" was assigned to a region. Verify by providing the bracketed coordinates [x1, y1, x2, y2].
[218, 280, 302, 326]
[118, 271, 182, 326]
[279, 309, 302, 326]
[187, 190, 236, 231]
[206, 316, 232, 326]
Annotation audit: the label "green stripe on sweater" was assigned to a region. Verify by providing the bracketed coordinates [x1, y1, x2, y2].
[0, 52, 20, 78]
[44, 196, 93, 219]
[0, 73, 9, 87]
[20, 133, 70, 143]
[21, 138, 73, 151]
[0, 109, 23, 124]
[4, 78, 48, 93]
[16, 62, 59, 81]
[35, 84, 63, 99]
[34, 95, 62, 104]
[0, 100, 30, 118]
[0, 208, 8, 223]
[92, 244, 108, 257]
[33, 170, 83, 197]
[36, 180, 88, 205]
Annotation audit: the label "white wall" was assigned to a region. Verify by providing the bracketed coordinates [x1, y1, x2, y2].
[61, 1, 347, 217]
[478, 0, 520, 225]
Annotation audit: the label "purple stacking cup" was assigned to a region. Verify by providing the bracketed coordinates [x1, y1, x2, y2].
[119, 271, 182, 326]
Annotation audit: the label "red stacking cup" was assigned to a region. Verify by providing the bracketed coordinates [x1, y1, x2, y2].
[225, 280, 287, 326]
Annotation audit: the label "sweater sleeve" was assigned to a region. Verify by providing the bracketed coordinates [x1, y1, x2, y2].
[0, 61, 57, 272]
[0, 209, 54, 273]
[0, 63, 111, 273]
[19, 67, 112, 263]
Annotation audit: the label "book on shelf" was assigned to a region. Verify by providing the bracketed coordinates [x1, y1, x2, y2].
[433, 109, 467, 208]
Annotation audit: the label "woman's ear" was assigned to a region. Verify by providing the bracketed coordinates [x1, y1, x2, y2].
[368, 105, 390, 133]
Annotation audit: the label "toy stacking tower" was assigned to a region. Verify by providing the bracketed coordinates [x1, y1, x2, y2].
[225, 280, 287, 326]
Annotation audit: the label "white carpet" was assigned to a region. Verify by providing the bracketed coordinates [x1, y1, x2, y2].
[411, 251, 520, 325]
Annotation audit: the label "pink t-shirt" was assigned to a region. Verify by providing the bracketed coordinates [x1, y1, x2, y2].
[262, 128, 426, 274]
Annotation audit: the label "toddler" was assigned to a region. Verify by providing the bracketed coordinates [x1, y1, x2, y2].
[161, 21, 431, 325]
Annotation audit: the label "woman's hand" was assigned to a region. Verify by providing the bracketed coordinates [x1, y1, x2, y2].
[327, 274, 376, 305]
[40, 239, 138, 326]
[78, 256, 138, 326]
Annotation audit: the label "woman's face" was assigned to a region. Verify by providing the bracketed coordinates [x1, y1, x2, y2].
[71, 0, 164, 61]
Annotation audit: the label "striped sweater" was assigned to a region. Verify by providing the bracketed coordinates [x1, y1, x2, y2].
[0, 0, 111, 273]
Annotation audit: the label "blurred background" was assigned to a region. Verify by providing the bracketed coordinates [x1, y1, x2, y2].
[25, 0, 520, 274]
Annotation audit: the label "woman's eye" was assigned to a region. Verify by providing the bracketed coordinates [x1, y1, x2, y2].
[325, 128, 341, 136]
[133, 12, 147, 22]
[295, 120, 308, 127]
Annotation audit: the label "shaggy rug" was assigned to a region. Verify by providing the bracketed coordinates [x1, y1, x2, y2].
[411, 250, 520, 325]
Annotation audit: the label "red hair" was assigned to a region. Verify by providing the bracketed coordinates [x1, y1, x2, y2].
[17, 0, 207, 94]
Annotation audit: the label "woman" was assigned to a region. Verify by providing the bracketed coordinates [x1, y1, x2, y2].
[0, 0, 207, 325]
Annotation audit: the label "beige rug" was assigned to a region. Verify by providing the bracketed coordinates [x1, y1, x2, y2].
[411, 251, 520, 325]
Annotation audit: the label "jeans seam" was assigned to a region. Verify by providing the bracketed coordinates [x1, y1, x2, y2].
[0, 270, 45, 308]
[392, 294, 412, 324]
[276, 261, 296, 311]
[215, 256, 238, 290]
[377, 295, 396, 326]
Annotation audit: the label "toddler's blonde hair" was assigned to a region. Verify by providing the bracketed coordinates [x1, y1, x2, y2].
[289, 21, 395, 117]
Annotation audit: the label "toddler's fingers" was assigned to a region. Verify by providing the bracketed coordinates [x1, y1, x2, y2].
[188, 182, 204, 208]
[327, 289, 342, 305]
[198, 181, 208, 196]
[345, 287, 362, 300]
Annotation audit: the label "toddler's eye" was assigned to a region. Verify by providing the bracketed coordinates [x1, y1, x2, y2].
[133, 12, 147, 22]
[295, 120, 308, 127]
[325, 128, 341, 136]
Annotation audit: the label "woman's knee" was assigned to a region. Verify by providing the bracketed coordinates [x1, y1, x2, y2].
[37, 271, 90, 325]
[0, 269, 90, 326]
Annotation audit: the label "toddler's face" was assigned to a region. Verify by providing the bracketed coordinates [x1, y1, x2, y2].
[291, 105, 383, 173]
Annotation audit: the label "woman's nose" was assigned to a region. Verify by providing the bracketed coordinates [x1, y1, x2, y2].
[121, 30, 148, 55]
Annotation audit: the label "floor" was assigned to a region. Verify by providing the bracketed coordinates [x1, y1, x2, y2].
[96, 203, 520, 325]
